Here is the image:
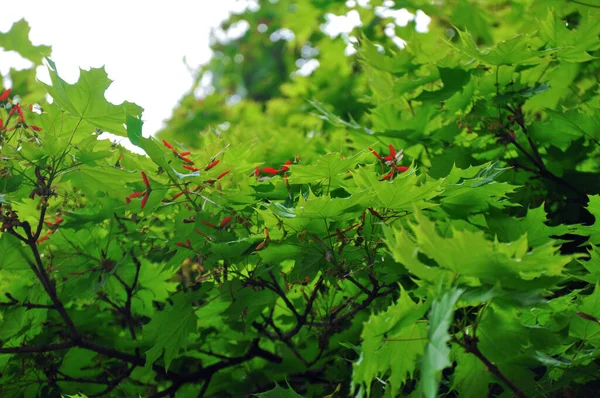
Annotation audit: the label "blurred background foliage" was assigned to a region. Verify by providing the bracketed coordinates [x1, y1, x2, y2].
[159, 0, 600, 232]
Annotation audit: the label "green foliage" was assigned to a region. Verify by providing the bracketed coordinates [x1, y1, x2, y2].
[2, 2, 600, 397]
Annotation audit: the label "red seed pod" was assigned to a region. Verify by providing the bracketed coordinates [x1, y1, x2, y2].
[0, 119, 3, 130]
[36, 230, 53, 244]
[369, 147, 382, 159]
[217, 170, 231, 180]
[30, 125, 42, 131]
[183, 165, 200, 171]
[204, 160, 220, 171]
[380, 172, 393, 180]
[194, 229, 214, 241]
[249, 166, 260, 178]
[281, 160, 292, 172]
[172, 191, 185, 200]
[219, 216, 233, 228]
[0, 88, 11, 101]
[8, 105, 18, 118]
[262, 167, 279, 175]
[141, 193, 149, 209]
[175, 241, 188, 248]
[126, 191, 145, 204]
[577, 311, 600, 323]
[11, 104, 25, 122]
[180, 156, 194, 164]
[201, 220, 218, 229]
[388, 144, 396, 158]
[179, 151, 191, 156]
[396, 165, 409, 173]
[141, 171, 150, 189]
[162, 140, 174, 150]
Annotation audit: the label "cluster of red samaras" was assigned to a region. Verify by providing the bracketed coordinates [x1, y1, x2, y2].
[175, 215, 235, 248]
[125, 171, 152, 209]
[249, 159, 292, 179]
[0, 89, 42, 132]
[125, 140, 234, 209]
[162, 140, 231, 183]
[369, 144, 408, 180]
[36, 215, 63, 244]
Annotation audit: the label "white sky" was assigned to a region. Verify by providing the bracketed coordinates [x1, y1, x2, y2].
[0, 0, 428, 138]
[0, 0, 241, 135]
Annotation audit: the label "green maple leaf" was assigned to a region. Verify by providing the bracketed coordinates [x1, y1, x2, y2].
[394, 64, 440, 96]
[573, 195, 600, 244]
[569, 283, 600, 346]
[486, 205, 569, 247]
[0, 233, 31, 273]
[144, 295, 197, 371]
[538, 10, 600, 62]
[383, 225, 453, 283]
[419, 287, 463, 398]
[357, 35, 414, 75]
[440, 162, 517, 217]
[254, 382, 304, 397]
[296, 189, 367, 221]
[42, 59, 143, 136]
[580, 246, 600, 284]
[406, 211, 570, 289]
[415, 67, 471, 102]
[353, 167, 442, 211]
[289, 152, 358, 185]
[353, 285, 429, 396]
[126, 115, 194, 182]
[452, 29, 541, 66]
[60, 163, 143, 201]
[0, 19, 51, 64]
[450, 347, 491, 396]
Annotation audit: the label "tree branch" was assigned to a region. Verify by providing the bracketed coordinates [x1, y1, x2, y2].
[462, 335, 529, 398]
[0, 342, 74, 354]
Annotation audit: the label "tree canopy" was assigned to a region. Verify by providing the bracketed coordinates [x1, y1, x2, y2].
[1, 0, 600, 397]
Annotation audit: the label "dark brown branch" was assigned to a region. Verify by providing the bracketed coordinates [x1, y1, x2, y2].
[569, 0, 600, 8]
[0, 293, 54, 310]
[198, 376, 212, 398]
[345, 275, 371, 296]
[462, 335, 528, 398]
[311, 287, 395, 327]
[267, 270, 301, 319]
[282, 275, 325, 341]
[88, 367, 134, 397]
[0, 342, 74, 354]
[78, 340, 143, 366]
[151, 339, 282, 398]
[20, 223, 80, 339]
[511, 140, 584, 198]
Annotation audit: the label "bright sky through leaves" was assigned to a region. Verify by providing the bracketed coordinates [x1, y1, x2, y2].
[0, 0, 429, 139]
[0, 0, 240, 136]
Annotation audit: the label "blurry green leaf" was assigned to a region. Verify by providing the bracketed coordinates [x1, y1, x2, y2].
[0, 19, 51, 64]
[254, 383, 304, 397]
[144, 295, 197, 371]
[420, 287, 462, 398]
[452, 30, 540, 65]
[353, 285, 429, 396]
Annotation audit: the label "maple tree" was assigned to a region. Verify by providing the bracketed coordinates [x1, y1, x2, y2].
[1, 0, 600, 397]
